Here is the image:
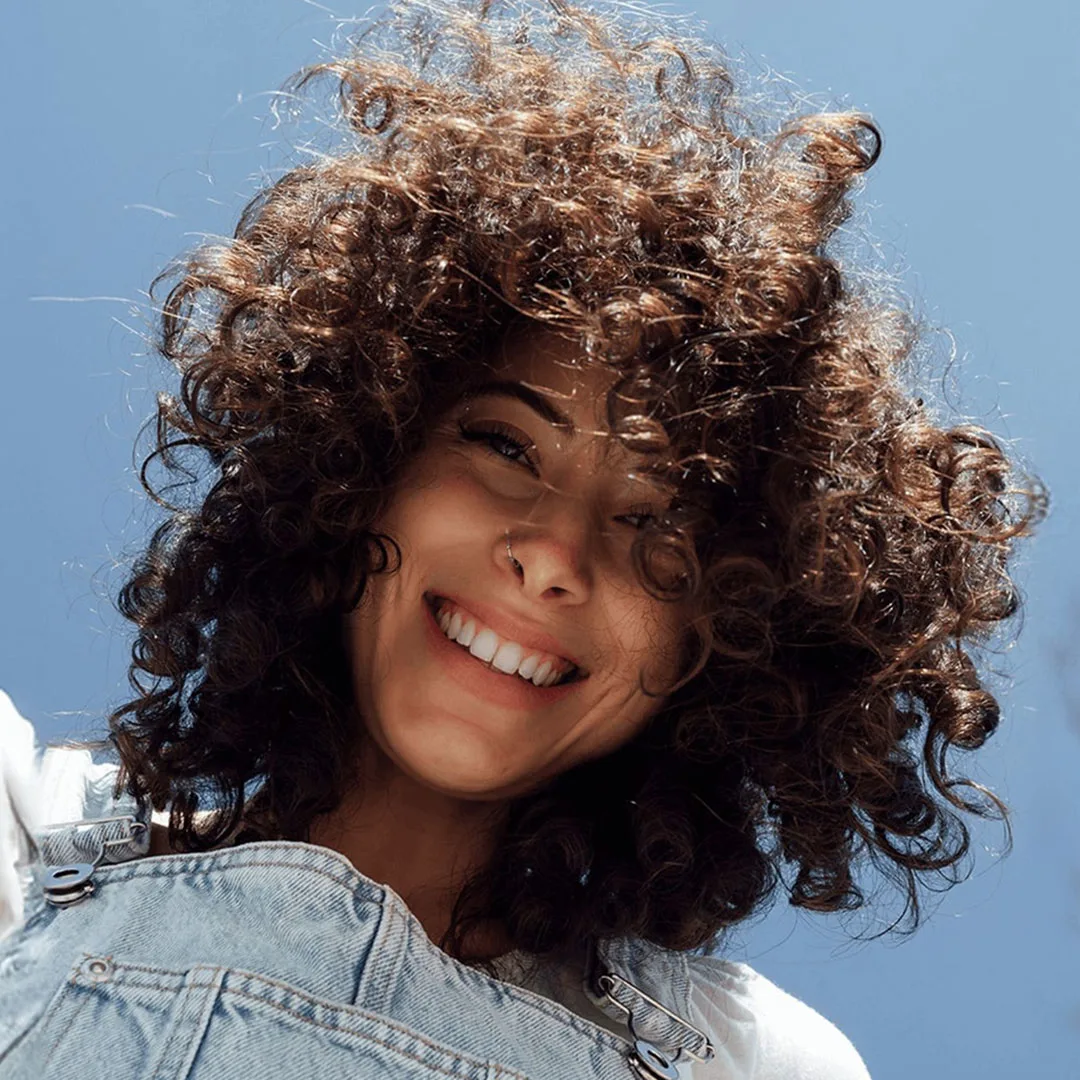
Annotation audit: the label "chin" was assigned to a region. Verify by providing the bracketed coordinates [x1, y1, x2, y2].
[377, 717, 535, 801]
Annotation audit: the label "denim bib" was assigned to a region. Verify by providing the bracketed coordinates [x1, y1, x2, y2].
[0, 783, 714, 1079]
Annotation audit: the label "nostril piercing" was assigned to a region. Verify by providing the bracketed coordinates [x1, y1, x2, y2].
[505, 530, 524, 576]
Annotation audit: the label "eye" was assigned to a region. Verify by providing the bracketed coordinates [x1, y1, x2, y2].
[457, 420, 540, 475]
[616, 504, 660, 530]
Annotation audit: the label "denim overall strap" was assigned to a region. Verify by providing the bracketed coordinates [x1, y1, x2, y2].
[36, 812, 150, 869]
[4, 826, 711, 1080]
[589, 936, 715, 1074]
[18, 757, 151, 918]
[33, 751, 151, 869]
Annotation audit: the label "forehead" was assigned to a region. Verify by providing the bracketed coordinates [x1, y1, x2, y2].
[487, 322, 618, 435]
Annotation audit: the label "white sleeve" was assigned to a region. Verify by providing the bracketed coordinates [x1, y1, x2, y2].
[683, 957, 871, 1080]
[0, 689, 45, 942]
[0, 691, 106, 943]
[742, 967, 871, 1080]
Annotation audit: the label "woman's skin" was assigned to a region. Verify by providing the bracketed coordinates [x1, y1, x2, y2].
[154, 325, 687, 954]
[308, 324, 687, 951]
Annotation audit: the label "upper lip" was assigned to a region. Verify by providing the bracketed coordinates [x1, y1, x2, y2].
[427, 591, 588, 673]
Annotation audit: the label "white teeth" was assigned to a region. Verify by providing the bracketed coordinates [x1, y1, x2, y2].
[531, 660, 553, 686]
[492, 641, 524, 674]
[469, 629, 499, 663]
[434, 599, 579, 687]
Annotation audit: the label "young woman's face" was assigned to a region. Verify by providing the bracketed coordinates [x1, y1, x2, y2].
[344, 325, 685, 800]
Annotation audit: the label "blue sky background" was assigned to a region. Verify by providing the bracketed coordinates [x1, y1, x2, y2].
[1, 1, 1077, 1076]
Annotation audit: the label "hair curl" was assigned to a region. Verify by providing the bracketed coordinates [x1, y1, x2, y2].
[98, 0, 1044, 964]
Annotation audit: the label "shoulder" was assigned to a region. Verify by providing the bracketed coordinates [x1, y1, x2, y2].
[0, 689, 45, 940]
[684, 954, 871, 1080]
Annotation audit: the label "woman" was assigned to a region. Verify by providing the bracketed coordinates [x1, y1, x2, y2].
[0, 0, 1042, 1076]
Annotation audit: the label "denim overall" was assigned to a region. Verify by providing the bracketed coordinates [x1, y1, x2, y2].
[0, 777, 715, 1079]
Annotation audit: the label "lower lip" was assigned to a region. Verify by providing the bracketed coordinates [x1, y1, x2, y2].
[422, 595, 585, 710]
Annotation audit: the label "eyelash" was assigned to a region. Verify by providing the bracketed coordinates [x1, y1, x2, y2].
[457, 421, 659, 530]
[619, 504, 659, 530]
[457, 420, 539, 474]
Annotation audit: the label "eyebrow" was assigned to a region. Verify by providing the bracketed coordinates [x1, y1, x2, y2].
[463, 380, 576, 435]
[464, 378, 675, 500]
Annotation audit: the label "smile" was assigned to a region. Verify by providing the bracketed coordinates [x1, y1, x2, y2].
[421, 593, 589, 710]
[429, 596, 582, 687]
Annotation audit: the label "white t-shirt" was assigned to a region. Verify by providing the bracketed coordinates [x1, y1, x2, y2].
[492, 940, 870, 1079]
[0, 688, 870, 1079]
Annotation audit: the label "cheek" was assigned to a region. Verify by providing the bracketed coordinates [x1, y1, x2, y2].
[569, 602, 683, 755]
[341, 586, 388, 713]
[614, 596, 684, 682]
[386, 467, 500, 556]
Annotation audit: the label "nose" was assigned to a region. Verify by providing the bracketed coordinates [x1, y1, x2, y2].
[498, 511, 593, 604]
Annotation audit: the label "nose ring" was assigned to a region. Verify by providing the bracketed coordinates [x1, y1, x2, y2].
[505, 530, 523, 576]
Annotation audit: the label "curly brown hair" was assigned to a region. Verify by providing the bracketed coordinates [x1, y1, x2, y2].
[99, 0, 1043, 964]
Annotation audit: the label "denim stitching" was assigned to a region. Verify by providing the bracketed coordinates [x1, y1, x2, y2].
[382, 903, 633, 1054]
[83, 845, 646, 1067]
[95, 857, 363, 897]
[94, 855, 635, 1056]
[214, 982, 527, 1080]
[25, 969, 522, 1080]
[98, 961, 627, 1069]
[40, 967, 93, 1072]
[146, 966, 224, 1080]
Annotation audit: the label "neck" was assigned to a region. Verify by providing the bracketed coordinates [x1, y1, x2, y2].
[308, 738, 511, 957]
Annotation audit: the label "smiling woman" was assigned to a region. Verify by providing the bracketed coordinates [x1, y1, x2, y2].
[315, 328, 692, 952]
[0, 0, 1043, 1077]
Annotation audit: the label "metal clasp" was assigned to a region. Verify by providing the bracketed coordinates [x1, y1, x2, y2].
[595, 969, 715, 1077]
[41, 813, 147, 844]
[624, 1010, 682, 1080]
[41, 815, 147, 909]
[43, 862, 97, 907]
